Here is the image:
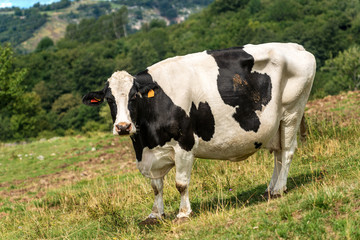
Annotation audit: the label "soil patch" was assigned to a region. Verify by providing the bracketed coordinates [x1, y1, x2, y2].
[306, 91, 360, 126]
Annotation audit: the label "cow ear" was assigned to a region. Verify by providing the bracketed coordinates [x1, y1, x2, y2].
[82, 91, 105, 106]
[135, 81, 158, 97]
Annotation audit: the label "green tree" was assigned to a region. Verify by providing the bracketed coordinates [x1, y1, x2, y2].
[112, 6, 128, 38]
[266, 0, 302, 21]
[321, 45, 360, 92]
[129, 39, 159, 73]
[10, 92, 45, 140]
[0, 44, 27, 111]
[210, 0, 250, 13]
[36, 37, 54, 52]
[0, 45, 45, 140]
[247, 0, 261, 14]
[51, 93, 79, 114]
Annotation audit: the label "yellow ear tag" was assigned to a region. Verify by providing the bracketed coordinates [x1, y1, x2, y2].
[148, 89, 155, 98]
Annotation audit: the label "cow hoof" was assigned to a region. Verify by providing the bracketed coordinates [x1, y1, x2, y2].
[263, 190, 288, 199]
[138, 217, 161, 226]
[173, 217, 190, 224]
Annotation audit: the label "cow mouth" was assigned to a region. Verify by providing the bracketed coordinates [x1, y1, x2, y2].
[117, 131, 130, 136]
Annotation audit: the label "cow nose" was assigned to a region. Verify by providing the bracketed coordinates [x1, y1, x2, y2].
[115, 122, 132, 135]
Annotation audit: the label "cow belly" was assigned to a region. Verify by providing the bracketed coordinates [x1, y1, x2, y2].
[193, 130, 273, 161]
[193, 97, 280, 161]
[194, 145, 256, 161]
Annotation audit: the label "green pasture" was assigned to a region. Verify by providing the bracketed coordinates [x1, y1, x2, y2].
[0, 115, 359, 239]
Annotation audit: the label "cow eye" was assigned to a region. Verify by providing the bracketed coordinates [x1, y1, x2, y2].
[130, 94, 137, 100]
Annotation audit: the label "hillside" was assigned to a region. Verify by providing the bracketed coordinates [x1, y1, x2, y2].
[19, 0, 84, 52]
[306, 90, 360, 127]
[0, 91, 359, 238]
[1, 0, 213, 52]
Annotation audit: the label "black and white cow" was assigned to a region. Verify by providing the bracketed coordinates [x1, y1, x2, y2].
[83, 43, 316, 223]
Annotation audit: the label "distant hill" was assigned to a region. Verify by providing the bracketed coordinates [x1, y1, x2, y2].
[0, 0, 213, 52]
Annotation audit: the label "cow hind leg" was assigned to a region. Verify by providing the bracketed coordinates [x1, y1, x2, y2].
[265, 150, 282, 197]
[139, 177, 165, 225]
[266, 115, 301, 197]
[271, 138, 297, 195]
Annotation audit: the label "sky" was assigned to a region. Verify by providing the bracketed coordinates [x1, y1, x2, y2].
[0, 0, 59, 9]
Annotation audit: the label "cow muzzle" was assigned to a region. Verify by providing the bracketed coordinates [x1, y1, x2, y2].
[115, 122, 132, 135]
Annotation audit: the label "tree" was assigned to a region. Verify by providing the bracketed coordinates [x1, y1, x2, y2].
[129, 40, 159, 73]
[266, 0, 302, 21]
[36, 37, 54, 52]
[210, 0, 250, 13]
[51, 93, 79, 114]
[0, 44, 27, 111]
[321, 45, 360, 92]
[0, 45, 44, 140]
[112, 6, 128, 38]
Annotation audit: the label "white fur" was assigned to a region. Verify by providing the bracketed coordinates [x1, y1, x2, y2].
[107, 71, 137, 135]
[148, 178, 164, 219]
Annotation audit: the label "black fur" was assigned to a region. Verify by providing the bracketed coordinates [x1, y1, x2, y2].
[82, 83, 117, 123]
[129, 70, 215, 162]
[82, 82, 108, 106]
[190, 102, 215, 141]
[207, 48, 272, 132]
[254, 142, 262, 149]
[105, 87, 117, 123]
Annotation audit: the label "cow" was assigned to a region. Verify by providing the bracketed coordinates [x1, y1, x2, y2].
[83, 42, 316, 224]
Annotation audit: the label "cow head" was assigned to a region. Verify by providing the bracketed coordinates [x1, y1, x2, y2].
[82, 71, 137, 136]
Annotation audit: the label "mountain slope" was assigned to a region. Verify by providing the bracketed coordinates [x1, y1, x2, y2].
[2, 0, 213, 52]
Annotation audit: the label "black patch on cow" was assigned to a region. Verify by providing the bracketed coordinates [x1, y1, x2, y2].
[207, 48, 272, 132]
[104, 86, 117, 123]
[190, 102, 215, 141]
[254, 142, 262, 149]
[128, 70, 196, 162]
[130, 133, 144, 162]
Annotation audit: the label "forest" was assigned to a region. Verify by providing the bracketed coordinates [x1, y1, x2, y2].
[1, 0, 360, 142]
[0, 8, 47, 46]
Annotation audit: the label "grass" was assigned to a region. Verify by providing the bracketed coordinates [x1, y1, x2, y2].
[1, 95, 360, 239]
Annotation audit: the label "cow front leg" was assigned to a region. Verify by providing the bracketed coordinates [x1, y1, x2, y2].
[139, 177, 164, 225]
[174, 148, 194, 222]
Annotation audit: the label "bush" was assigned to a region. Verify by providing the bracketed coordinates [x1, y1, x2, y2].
[36, 37, 54, 52]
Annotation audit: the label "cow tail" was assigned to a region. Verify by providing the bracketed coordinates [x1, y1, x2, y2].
[300, 114, 307, 142]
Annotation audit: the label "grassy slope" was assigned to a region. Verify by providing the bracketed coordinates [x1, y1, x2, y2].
[18, 0, 204, 52]
[0, 91, 359, 239]
[19, 0, 113, 52]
